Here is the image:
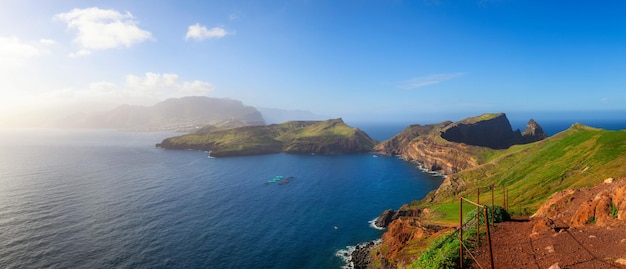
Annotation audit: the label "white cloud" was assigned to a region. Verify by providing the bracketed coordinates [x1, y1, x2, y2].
[32, 72, 215, 110]
[185, 23, 228, 40]
[0, 36, 51, 68]
[68, 49, 92, 58]
[55, 7, 152, 56]
[398, 72, 467, 89]
[39, 39, 56, 45]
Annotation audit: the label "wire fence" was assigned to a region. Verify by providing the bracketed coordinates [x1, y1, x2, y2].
[458, 185, 508, 269]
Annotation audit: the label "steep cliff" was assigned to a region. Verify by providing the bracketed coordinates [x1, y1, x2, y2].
[156, 118, 376, 157]
[373, 123, 626, 268]
[374, 113, 547, 175]
[440, 113, 546, 149]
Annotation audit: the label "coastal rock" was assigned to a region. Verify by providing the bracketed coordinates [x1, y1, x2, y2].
[350, 241, 376, 269]
[372, 122, 449, 156]
[378, 218, 451, 262]
[440, 113, 546, 149]
[521, 119, 548, 143]
[375, 113, 546, 176]
[374, 208, 423, 228]
[375, 209, 396, 228]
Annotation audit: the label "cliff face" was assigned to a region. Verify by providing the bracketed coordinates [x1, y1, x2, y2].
[373, 122, 451, 156]
[375, 113, 547, 175]
[440, 113, 546, 149]
[157, 118, 376, 157]
[403, 139, 480, 175]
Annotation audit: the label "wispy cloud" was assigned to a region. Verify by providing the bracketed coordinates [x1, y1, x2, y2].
[0, 36, 53, 68]
[55, 7, 152, 57]
[398, 72, 467, 89]
[185, 23, 228, 41]
[31, 72, 215, 110]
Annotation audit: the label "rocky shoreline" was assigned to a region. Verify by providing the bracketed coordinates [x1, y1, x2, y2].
[337, 239, 381, 269]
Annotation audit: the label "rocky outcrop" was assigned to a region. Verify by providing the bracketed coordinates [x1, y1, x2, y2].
[373, 122, 450, 156]
[521, 119, 547, 143]
[531, 177, 626, 233]
[403, 139, 480, 175]
[375, 113, 546, 175]
[350, 241, 377, 269]
[374, 208, 423, 228]
[375, 218, 452, 263]
[426, 176, 468, 203]
[440, 113, 546, 149]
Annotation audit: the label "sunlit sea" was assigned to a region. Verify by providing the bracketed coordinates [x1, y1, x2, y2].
[2, 120, 624, 269]
[0, 128, 443, 269]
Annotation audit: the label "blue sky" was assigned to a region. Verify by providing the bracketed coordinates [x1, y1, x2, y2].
[1, 0, 626, 125]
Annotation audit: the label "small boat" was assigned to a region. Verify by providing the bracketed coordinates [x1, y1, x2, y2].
[267, 176, 284, 183]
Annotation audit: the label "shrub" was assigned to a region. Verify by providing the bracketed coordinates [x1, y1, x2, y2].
[411, 233, 470, 269]
[610, 203, 618, 218]
[465, 205, 511, 225]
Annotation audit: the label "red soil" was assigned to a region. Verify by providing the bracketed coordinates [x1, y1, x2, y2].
[471, 178, 626, 269]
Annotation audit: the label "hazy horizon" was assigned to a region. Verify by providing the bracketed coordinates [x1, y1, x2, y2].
[2, 1, 626, 127]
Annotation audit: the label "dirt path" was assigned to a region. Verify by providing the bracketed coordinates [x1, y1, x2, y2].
[471, 219, 626, 269]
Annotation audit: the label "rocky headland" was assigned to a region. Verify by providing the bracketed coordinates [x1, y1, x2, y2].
[366, 119, 626, 269]
[374, 113, 546, 175]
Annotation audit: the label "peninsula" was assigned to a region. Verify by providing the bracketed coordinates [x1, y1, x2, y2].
[156, 118, 376, 157]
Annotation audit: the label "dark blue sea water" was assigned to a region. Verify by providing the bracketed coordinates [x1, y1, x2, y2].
[2, 120, 623, 269]
[0, 129, 443, 269]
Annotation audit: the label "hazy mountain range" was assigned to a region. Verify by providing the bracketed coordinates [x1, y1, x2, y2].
[55, 96, 324, 131]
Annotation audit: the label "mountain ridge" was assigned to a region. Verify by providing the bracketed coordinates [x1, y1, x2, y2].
[57, 96, 266, 131]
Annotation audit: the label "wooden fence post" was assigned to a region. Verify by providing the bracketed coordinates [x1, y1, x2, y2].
[484, 206, 495, 269]
[476, 188, 480, 246]
[459, 196, 463, 269]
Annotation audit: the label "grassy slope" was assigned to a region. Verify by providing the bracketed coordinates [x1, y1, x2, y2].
[429, 123, 626, 223]
[380, 124, 626, 267]
[161, 119, 374, 155]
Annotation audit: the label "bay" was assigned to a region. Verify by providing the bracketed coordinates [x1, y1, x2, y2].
[0, 129, 442, 269]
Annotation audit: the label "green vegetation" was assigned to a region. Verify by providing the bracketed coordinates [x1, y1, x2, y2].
[410, 206, 509, 269]
[588, 216, 597, 224]
[411, 232, 467, 269]
[465, 206, 511, 225]
[429, 125, 626, 221]
[610, 202, 619, 218]
[393, 124, 626, 268]
[157, 118, 376, 156]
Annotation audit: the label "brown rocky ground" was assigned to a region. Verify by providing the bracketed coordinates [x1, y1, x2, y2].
[472, 178, 626, 269]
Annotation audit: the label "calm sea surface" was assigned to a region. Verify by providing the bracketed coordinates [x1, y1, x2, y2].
[2, 120, 624, 268]
[0, 128, 443, 269]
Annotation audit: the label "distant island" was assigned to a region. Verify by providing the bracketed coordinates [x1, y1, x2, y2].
[58, 96, 266, 131]
[156, 118, 376, 157]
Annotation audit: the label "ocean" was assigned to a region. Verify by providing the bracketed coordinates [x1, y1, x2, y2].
[0, 128, 442, 269]
[1, 120, 624, 269]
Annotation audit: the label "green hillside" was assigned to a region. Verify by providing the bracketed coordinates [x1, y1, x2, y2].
[156, 118, 376, 157]
[428, 123, 626, 220]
